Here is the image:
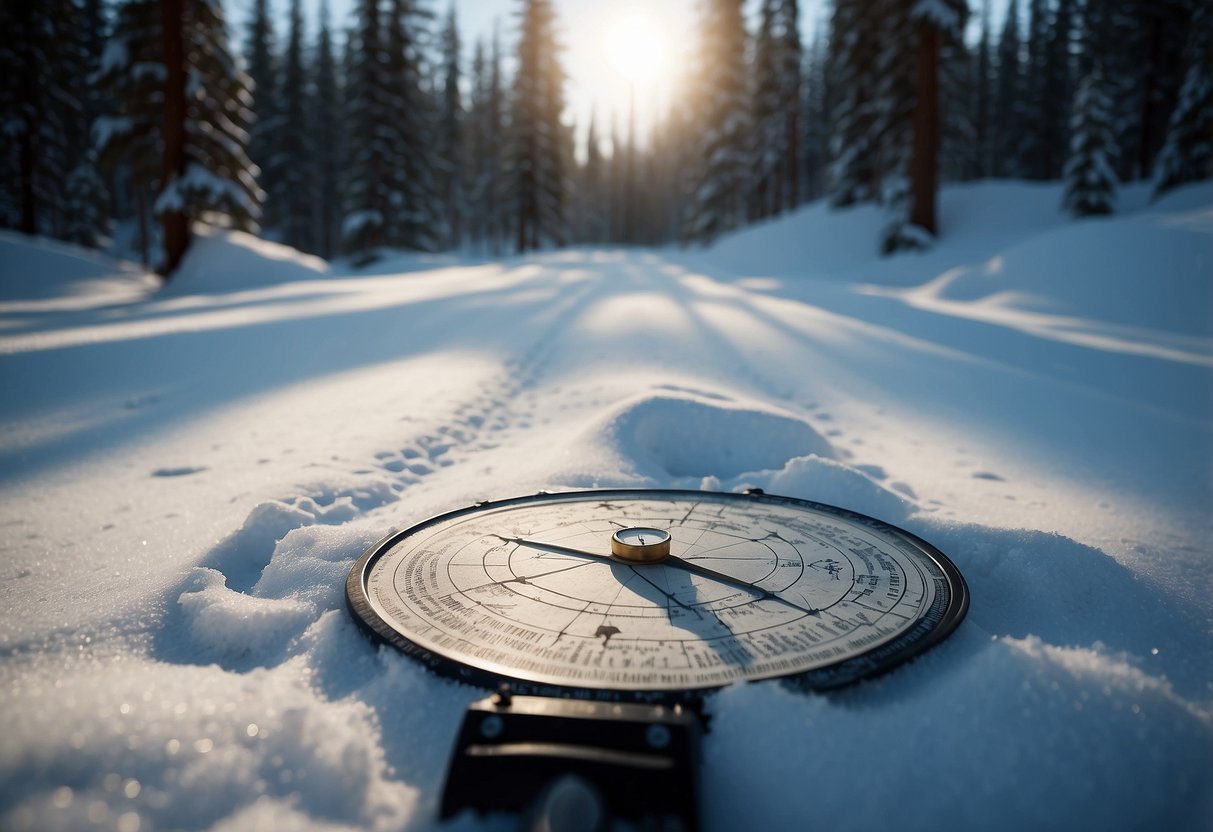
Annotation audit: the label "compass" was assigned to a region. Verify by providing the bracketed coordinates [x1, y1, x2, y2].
[347, 489, 967, 700]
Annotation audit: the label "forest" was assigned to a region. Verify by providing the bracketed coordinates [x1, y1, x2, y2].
[1, 0, 1209, 277]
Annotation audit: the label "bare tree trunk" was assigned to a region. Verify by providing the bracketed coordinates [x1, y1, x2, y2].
[910, 19, 940, 236]
[159, 0, 189, 276]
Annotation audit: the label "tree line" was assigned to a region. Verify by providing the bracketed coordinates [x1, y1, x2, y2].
[1, 0, 1209, 278]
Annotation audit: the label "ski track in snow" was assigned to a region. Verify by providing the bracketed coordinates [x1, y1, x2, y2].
[1, 184, 1211, 831]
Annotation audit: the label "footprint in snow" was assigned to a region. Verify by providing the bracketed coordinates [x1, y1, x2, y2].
[152, 465, 208, 477]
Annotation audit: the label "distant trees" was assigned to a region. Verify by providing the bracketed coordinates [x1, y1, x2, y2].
[2, 0, 1210, 271]
[1152, 1, 1212, 198]
[0, 0, 90, 238]
[510, 0, 569, 252]
[683, 0, 749, 243]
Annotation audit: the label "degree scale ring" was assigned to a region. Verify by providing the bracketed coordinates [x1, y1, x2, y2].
[347, 489, 968, 701]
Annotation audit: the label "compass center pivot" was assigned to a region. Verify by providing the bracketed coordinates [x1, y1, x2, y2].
[610, 527, 672, 563]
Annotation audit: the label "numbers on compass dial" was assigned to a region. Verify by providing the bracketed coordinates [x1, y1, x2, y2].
[348, 490, 967, 698]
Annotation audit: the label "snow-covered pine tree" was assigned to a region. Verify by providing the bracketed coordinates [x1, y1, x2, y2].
[468, 28, 509, 254]
[380, 0, 439, 251]
[62, 158, 112, 248]
[608, 111, 626, 243]
[342, 0, 389, 257]
[972, 0, 994, 178]
[1152, 2, 1212, 197]
[510, 0, 570, 252]
[939, 13, 976, 184]
[155, 0, 263, 274]
[777, 0, 802, 211]
[800, 24, 830, 201]
[466, 36, 499, 252]
[437, 6, 465, 250]
[993, 0, 1026, 178]
[310, 0, 344, 259]
[0, 0, 78, 236]
[1107, 0, 1192, 182]
[872, 0, 916, 230]
[276, 0, 314, 252]
[1042, 0, 1077, 179]
[577, 111, 607, 243]
[880, 0, 967, 253]
[94, 0, 163, 264]
[1020, 0, 1052, 180]
[1062, 57, 1118, 216]
[64, 0, 112, 248]
[683, 0, 749, 243]
[749, 0, 784, 221]
[827, 0, 879, 206]
[244, 0, 282, 233]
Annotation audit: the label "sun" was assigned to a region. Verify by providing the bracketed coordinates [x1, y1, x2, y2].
[602, 6, 672, 88]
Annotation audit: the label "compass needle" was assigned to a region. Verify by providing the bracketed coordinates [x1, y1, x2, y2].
[348, 490, 967, 698]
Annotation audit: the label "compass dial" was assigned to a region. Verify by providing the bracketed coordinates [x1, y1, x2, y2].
[347, 490, 967, 700]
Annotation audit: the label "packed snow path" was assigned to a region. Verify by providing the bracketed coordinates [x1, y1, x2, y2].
[1, 183, 1210, 831]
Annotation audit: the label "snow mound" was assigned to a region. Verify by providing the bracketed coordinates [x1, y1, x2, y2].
[1, 658, 416, 832]
[591, 392, 835, 481]
[163, 227, 331, 295]
[717, 453, 916, 525]
[0, 230, 155, 303]
[911, 183, 1213, 336]
[706, 626, 1210, 832]
[177, 567, 316, 664]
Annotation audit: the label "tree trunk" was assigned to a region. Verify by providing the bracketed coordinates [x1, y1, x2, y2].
[910, 19, 940, 236]
[159, 0, 189, 277]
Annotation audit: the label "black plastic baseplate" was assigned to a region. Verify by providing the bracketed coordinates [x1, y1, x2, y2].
[440, 688, 704, 831]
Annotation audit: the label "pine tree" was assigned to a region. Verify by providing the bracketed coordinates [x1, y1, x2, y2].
[244, 0, 282, 232]
[1107, 0, 1192, 182]
[777, 0, 802, 211]
[578, 111, 607, 243]
[939, 17, 977, 183]
[342, 0, 389, 256]
[994, 0, 1026, 177]
[466, 28, 508, 254]
[1042, 0, 1077, 179]
[1063, 61, 1118, 216]
[510, 0, 569, 252]
[96, 0, 261, 274]
[880, 0, 968, 253]
[872, 0, 916, 213]
[278, 0, 314, 251]
[311, 0, 343, 259]
[0, 0, 79, 236]
[65, 0, 112, 247]
[827, 0, 879, 206]
[1020, 0, 1051, 179]
[381, 0, 439, 250]
[156, 0, 262, 274]
[467, 35, 507, 253]
[1153, 2, 1212, 197]
[94, 0, 163, 264]
[62, 158, 111, 248]
[437, 6, 464, 250]
[749, 0, 783, 220]
[684, 0, 749, 242]
[800, 23, 830, 201]
[973, 0, 994, 178]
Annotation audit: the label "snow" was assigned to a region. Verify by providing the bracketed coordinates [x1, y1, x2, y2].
[1, 181, 1211, 831]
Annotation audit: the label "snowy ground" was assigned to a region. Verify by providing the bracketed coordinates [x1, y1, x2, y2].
[1, 181, 1210, 831]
